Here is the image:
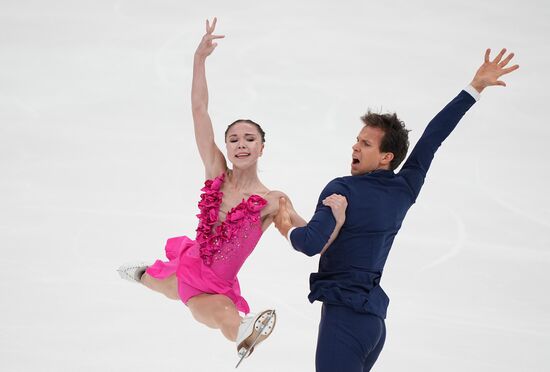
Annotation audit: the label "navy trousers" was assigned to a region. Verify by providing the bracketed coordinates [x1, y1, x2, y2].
[315, 304, 386, 372]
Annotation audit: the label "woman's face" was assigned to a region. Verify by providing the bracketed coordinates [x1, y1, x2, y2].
[225, 122, 264, 168]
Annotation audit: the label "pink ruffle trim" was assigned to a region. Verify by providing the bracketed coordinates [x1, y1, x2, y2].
[195, 173, 267, 266]
[146, 236, 251, 314]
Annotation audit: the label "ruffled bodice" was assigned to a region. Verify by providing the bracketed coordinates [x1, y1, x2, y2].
[195, 173, 267, 267]
[146, 172, 268, 314]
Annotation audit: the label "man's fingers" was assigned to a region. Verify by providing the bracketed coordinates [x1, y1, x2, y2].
[492, 48, 507, 64]
[323, 197, 337, 204]
[495, 80, 506, 87]
[323, 194, 347, 215]
[484, 48, 491, 63]
[323, 199, 345, 209]
[323, 194, 343, 202]
[322, 200, 334, 207]
[206, 19, 209, 33]
[325, 195, 347, 205]
[498, 52, 515, 68]
[275, 197, 292, 226]
[279, 197, 288, 210]
[502, 64, 520, 75]
[278, 198, 292, 225]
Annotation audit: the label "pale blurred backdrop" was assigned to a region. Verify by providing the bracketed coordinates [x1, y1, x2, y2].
[1, 0, 549, 371]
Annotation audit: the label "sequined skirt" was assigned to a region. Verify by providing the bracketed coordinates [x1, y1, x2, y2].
[146, 235, 250, 314]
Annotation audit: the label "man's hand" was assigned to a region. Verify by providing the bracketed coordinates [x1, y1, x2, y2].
[322, 194, 348, 226]
[274, 197, 294, 238]
[470, 48, 519, 93]
[195, 17, 225, 60]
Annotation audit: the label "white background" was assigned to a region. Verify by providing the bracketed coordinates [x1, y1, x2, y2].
[1, 0, 549, 371]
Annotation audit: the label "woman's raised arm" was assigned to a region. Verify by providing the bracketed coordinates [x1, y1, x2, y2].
[192, 18, 227, 179]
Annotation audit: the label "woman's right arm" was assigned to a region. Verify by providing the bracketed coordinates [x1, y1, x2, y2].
[192, 18, 227, 180]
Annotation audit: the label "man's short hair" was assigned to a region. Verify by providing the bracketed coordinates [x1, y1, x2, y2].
[361, 111, 410, 171]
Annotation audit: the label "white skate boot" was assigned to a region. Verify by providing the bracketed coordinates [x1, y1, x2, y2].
[117, 262, 149, 283]
[235, 309, 277, 368]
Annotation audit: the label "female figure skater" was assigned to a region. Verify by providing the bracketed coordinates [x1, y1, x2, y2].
[117, 18, 347, 362]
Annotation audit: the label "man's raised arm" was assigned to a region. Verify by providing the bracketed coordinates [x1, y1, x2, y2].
[399, 48, 519, 200]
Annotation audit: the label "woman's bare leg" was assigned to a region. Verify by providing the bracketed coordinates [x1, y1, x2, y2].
[141, 274, 241, 341]
[187, 294, 241, 341]
[141, 273, 180, 300]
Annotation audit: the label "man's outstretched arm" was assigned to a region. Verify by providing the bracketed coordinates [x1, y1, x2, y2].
[399, 48, 519, 200]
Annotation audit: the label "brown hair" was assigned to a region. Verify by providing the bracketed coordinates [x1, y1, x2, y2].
[224, 119, 266, 143]
[361, 111, 410, 170]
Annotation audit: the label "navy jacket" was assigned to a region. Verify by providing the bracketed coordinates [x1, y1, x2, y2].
[290, 90, 477, 319]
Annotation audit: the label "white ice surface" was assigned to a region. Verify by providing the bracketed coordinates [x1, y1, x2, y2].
[1, 1, 549, 371]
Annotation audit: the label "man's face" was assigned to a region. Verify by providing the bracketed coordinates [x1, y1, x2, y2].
[351, 125, 391, 175]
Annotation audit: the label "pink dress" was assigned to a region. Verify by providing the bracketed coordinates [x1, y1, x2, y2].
[145, 172, 267, 314]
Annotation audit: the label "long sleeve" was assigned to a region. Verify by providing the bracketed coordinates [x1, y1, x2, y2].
[399, 89, 477, 201]
[289, 178, 350, 256]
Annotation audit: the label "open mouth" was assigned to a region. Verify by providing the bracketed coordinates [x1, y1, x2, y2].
[235, 153, 251, 159]
[352, 158, 360, 165]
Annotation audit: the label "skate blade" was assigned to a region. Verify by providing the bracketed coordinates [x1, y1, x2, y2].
[235, 310, 276, 368]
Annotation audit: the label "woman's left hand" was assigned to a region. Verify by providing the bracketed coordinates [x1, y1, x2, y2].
[322, 194, 348, 226]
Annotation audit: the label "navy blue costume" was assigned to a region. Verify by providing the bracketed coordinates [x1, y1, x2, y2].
[289, 90, 477, 371]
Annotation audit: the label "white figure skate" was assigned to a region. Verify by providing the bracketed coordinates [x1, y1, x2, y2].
[117, 262, 149, 283]
[235, 309, 277, 368]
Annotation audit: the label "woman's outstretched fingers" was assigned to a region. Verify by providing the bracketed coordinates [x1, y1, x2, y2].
[206, 17, 218, 34]
[206, 34, 225, 41]
[211, 17, 217, 31]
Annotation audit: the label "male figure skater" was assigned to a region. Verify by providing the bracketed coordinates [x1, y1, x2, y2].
[274, 49, 519, 371]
